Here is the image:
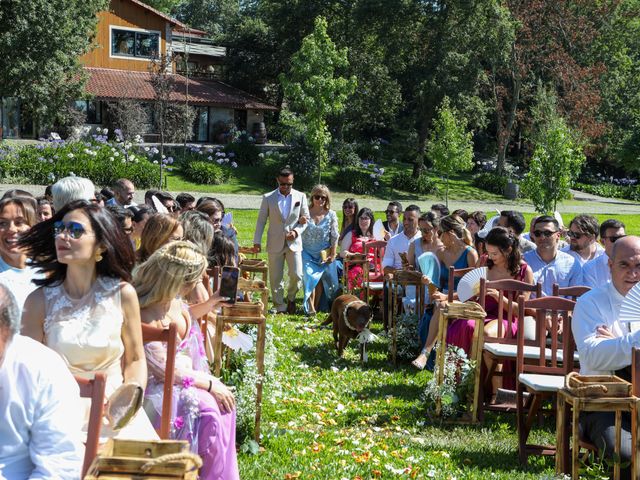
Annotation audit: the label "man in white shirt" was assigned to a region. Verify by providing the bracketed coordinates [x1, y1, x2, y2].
[562, 214, 604, 266]
[582, 219, 626, 288]
[572, 235, 640, 477]
[523, 215, 583, 296]
[0, 284, 84, 479]
[254, 167, 309, 314]
[381, 205, 421, 329]
[382, 201, 403, 240]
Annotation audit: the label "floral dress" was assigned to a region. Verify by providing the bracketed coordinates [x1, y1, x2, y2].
[144, 305, 239, 480]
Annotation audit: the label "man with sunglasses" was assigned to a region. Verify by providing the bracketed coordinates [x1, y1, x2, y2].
[561, 215, 604, 266]
[572, 235, 640, 478]
[382, 201, 403, 241]
[582, 219, 626, 288]
[523, 215, 583, 296]
[254, 167, 309, 314]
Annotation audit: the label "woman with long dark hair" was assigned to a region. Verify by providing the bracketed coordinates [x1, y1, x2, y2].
[340, 207, 375, 292]
[20, 200, 155, 438]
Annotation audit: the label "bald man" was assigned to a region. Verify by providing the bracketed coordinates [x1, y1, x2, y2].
[572, 235, 640, 478]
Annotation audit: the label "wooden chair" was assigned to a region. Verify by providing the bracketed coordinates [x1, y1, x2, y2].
[447, 265, 476, 302]
[387, 269, 426, 365]
[478, 279, 542, 418]
[238, 247, 268, 287]
[516, 295, 576, 464]
[556, 348, 640, 480]
[141, 322, 178, 439]
[553, 284, 591, 300]
[362, 240, 386, 304]
[75, 372, 107, 478]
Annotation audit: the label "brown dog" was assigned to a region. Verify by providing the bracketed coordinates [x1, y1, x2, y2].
[322, 294, 372, 358]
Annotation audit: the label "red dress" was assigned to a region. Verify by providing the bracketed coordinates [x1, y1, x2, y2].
[346, 232, 374, 292]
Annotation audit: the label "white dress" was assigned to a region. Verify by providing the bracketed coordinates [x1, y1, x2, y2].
[43, 276, 157, 441]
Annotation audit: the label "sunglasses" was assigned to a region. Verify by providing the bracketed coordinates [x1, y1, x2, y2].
[602, 235, 626, 243]
[567, 231, 590, 240]
[533, 230, 558, 238]
[313, 195, 327, 200]
[53, 221, 92, 240]
[385, 209, 397, 215]
[279, 182, 293, 187]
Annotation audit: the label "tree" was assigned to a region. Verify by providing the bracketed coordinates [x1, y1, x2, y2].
[279, 16, 356, 182]
[149, 54, 175, 188]
[426, 97, 474, 207]
[140, 0, 181, 14]
[106, 100, 148, 140]
[521, 108, 586, 213]
[0, 0, 107, 131]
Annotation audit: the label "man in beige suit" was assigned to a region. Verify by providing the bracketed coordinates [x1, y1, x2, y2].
[254, 167, 309, 314]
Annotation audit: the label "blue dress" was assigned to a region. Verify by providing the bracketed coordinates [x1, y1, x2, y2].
[301, 210, 340, 314]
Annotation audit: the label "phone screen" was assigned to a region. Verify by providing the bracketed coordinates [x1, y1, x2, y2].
[219, 266, 239, 303]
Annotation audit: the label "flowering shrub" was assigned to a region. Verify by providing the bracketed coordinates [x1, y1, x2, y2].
[333, 159, 384, 195]
[391, 171, 437, 194]
[388, 312, 420, 360]
[329, 140, 360, 167]
[0, 130, 157, 187]
[224, 129, 260, 166]
[574, 182, 640, 201]
[423, 343, 476, 418]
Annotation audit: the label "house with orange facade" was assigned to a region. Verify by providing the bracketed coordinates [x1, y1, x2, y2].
[1, 0, 276, 141]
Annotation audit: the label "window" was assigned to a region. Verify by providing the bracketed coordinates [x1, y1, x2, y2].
[111, 27, 159, 59]
[74, 100, 102, 124]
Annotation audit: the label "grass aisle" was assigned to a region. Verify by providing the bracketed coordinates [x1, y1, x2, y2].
[237, 314, 557, 479]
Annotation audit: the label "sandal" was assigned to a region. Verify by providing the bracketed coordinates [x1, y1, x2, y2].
[412, 350, 429, 370]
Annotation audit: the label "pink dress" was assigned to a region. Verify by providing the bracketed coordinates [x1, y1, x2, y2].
[346, 232, 374, 292]
[144, 306, 239, 480]
[446, 263, 529, 355]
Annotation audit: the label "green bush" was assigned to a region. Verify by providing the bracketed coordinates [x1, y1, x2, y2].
[183, 161, 230, 185]
[329, 140, 360, 167]
[224, 137, 260, 166]
[333, 161, 384, 195]
[392, 171, 438, 194]
[472, 172, 507, 195]
[0, 138, 158, 188]
[573, 182, 640, 201]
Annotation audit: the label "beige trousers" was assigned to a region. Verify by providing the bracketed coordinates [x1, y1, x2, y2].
[268, 246, 302, 311]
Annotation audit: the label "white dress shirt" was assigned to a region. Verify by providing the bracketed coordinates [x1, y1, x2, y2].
[561, 243, 605, 267]
[0, 335, 84, 479]
[572, 282, 640, 375]
[582, 253, 611, 289]
[382, 230, 421, 270]
[523, 248, 583, 296]
[277, 191, 293, 222]
[0, 257, 42, 318]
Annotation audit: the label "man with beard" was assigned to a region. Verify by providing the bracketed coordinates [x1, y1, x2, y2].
[583, 219, 626, 288]
[382, 201, 403, 240]
[523, 215, 582, 296]
[562, 215, 604, 266]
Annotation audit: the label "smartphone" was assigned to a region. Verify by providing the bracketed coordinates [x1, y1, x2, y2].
[219, 266, 239, 303]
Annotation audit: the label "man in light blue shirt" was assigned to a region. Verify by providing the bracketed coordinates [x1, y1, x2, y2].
[582, 219, 626, 288]
[523, 215, 582, 296]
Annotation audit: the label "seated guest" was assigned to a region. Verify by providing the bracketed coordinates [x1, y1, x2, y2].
[106, 205, 134, 241]
[107, 178, 136, 207]
[1, 189, 34, 200]
[36, 197, 53, 223]
[176, 192, 196, 213]
[430, 203, 449, 218]
[498, 210, 535, 253]
[341, 207, 375, 292]
[51, 176, 95, 211]
[0, 285, 84, 479]
[94, 191, 105, 207]
[412, 215, 478, 369]
[101, 187, 115, 203]
[383, 201, 403, 240]
[301, 184, 339, 315]
[583, 219, 626, 288]
[562, 214, 604, 266]
[134, 241, 239, 480]
[209, 231, 237, 270]
[521, 215, 538, 243]
[466, 211, 486, 237]
[0, 197, 42, 315]
[137, 214, 183, 263]
[406, 212, 441, 272]
[523, 215, 582, 296]
[128, 205, 154, 251]
[382, 205, 422, 329]
[338, 198, 358, 253]
[156, 192, 178, 214]
[144, 189, 160, 210]
[197, 199, 239, 255]
[44, 185, 53, 203]
[20, 200, 156, 440]
[452, 209, 469, 222]
[180, 210, 215, 304]
[572, 236, 640, 478]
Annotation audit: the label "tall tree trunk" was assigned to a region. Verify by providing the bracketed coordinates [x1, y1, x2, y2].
[413, 114, 429, 177]
[496, 72, 521, 175]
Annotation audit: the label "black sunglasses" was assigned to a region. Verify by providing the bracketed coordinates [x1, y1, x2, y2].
[533, 230, 557, 238]
[567, 231, 589, 240]
[385, 209, 397, 214]
[313, 195, 327, 200]
[53, 221, 90, 240]
[602, 235, 626, 243]
[279, 182, 293, 187]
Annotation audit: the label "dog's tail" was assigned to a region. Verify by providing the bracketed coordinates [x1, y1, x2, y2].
[319, 315, 333, 326]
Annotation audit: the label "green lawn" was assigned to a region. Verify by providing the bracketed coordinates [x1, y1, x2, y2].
[229, 209, 633, 479]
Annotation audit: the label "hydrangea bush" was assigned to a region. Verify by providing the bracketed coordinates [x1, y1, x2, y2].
[0, 130, 158, 187]
[178, 145, 238, 185]
[333, 159, 385, 195]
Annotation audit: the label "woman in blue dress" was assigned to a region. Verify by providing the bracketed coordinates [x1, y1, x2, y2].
[301, 185, 339, 315]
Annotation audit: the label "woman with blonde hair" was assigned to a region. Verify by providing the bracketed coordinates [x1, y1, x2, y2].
[300, 184, 339, 315]
[412, 214, 478, 369]
[134, 241, 239, 480]
[137, 213, 183, 263]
